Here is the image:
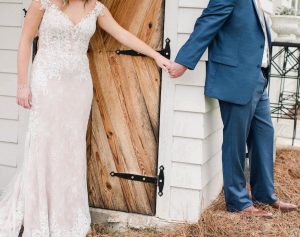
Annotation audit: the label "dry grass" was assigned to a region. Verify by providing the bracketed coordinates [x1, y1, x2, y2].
[89, 148, 300, 237]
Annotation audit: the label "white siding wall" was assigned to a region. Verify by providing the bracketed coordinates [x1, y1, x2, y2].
[157, 0, 223, 222]
[0, 0, 30, 192]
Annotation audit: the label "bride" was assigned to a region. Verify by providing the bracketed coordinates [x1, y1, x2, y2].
[0, 0, 170, 236]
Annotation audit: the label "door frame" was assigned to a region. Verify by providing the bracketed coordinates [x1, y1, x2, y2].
[155, 0, 178, 219]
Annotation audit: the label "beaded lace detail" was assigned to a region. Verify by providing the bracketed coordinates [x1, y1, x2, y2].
[0, 0, 105, 236]
[32, 0, 105, 87]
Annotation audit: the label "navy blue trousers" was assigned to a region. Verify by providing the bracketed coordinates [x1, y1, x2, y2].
[219, 70, 278, 212]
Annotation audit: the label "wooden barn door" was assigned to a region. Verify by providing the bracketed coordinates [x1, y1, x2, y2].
[86, 0, 165, 215]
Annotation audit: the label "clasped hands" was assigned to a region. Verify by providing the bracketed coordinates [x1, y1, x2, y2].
[155, 55, 187, 78]
[164, 61, 188, 79]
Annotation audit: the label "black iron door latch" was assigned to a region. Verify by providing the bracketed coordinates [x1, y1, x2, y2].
[116, 38, 171, 60]
[110, 165, 165, 196]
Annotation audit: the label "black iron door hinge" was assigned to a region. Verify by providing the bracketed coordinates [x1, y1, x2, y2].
[116, 38, 171, 60]
[110, 165, 165, 196]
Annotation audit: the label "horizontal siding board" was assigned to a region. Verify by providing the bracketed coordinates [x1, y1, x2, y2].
[0, 26, 21, 50]
[178, 0, 209, 8]
[169, 187, 201, 221]
[172, 136, 203, 164]
[0, 50, 18, 73]
[173, 111, 204, 139]
[0, 0, 22, 2]
[202, 108, 223, 138]
[202, 129, 223, 164]
[170, 162, 202, 190]
[0, 3, 23, 27]
[174, 85, 219, 113]
[0, 142, 18, 167]
[174, 85, 204, 112]
[177, 34, 208, 61]
[0, 96, 19, 120]
[0, 73, 17, 96]
[201, 171, 223, 209]
[200, 151, 222, 189]
[170, 151, 222, 190]
[173, 109, 223, 139]
[172, 129, 223, 165]
[178, 8, 203, 34]
[0, 165, 17, 190]
[0, 119, 18, 143]
[174, 61, 206, 86]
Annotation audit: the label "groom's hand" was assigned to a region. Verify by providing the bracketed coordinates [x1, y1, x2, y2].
[167, 62, 188, 78]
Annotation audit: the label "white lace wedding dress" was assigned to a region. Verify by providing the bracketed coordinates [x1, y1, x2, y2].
[0, 0, 105, 236]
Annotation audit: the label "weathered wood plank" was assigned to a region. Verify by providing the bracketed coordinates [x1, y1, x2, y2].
[86, 0, 164, 215]
[88, 48, 132, 211]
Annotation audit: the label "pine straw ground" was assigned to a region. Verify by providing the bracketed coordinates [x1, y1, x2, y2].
[89, 148, 300, 237]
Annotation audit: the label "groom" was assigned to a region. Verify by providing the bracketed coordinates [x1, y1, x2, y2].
[168, 0, 297, 217]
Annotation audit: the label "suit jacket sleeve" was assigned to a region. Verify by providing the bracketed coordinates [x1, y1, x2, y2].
[175, 0, 237, 70]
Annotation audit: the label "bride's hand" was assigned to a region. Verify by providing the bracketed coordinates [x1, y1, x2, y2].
[154, 54, 172, 73]
[17, 85, 32, 109]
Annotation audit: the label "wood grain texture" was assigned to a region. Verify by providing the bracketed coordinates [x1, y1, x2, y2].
[86, 0, 164, 215]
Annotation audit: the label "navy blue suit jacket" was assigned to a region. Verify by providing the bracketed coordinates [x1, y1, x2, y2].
[175, 0, 272, 105]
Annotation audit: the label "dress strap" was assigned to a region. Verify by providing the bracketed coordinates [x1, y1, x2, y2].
[94, 1, 106, 17]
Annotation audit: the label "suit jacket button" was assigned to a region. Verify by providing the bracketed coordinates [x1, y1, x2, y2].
[260, 45, 264, 48]
[257, 65, 260, 68]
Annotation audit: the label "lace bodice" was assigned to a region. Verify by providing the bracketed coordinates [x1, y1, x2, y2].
[37, 0, 105, 55]
[31, 0, 105, 89]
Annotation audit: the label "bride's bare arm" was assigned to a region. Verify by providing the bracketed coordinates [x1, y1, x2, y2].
[17, 0, 44, 109]
[96, 8, 171, 72]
